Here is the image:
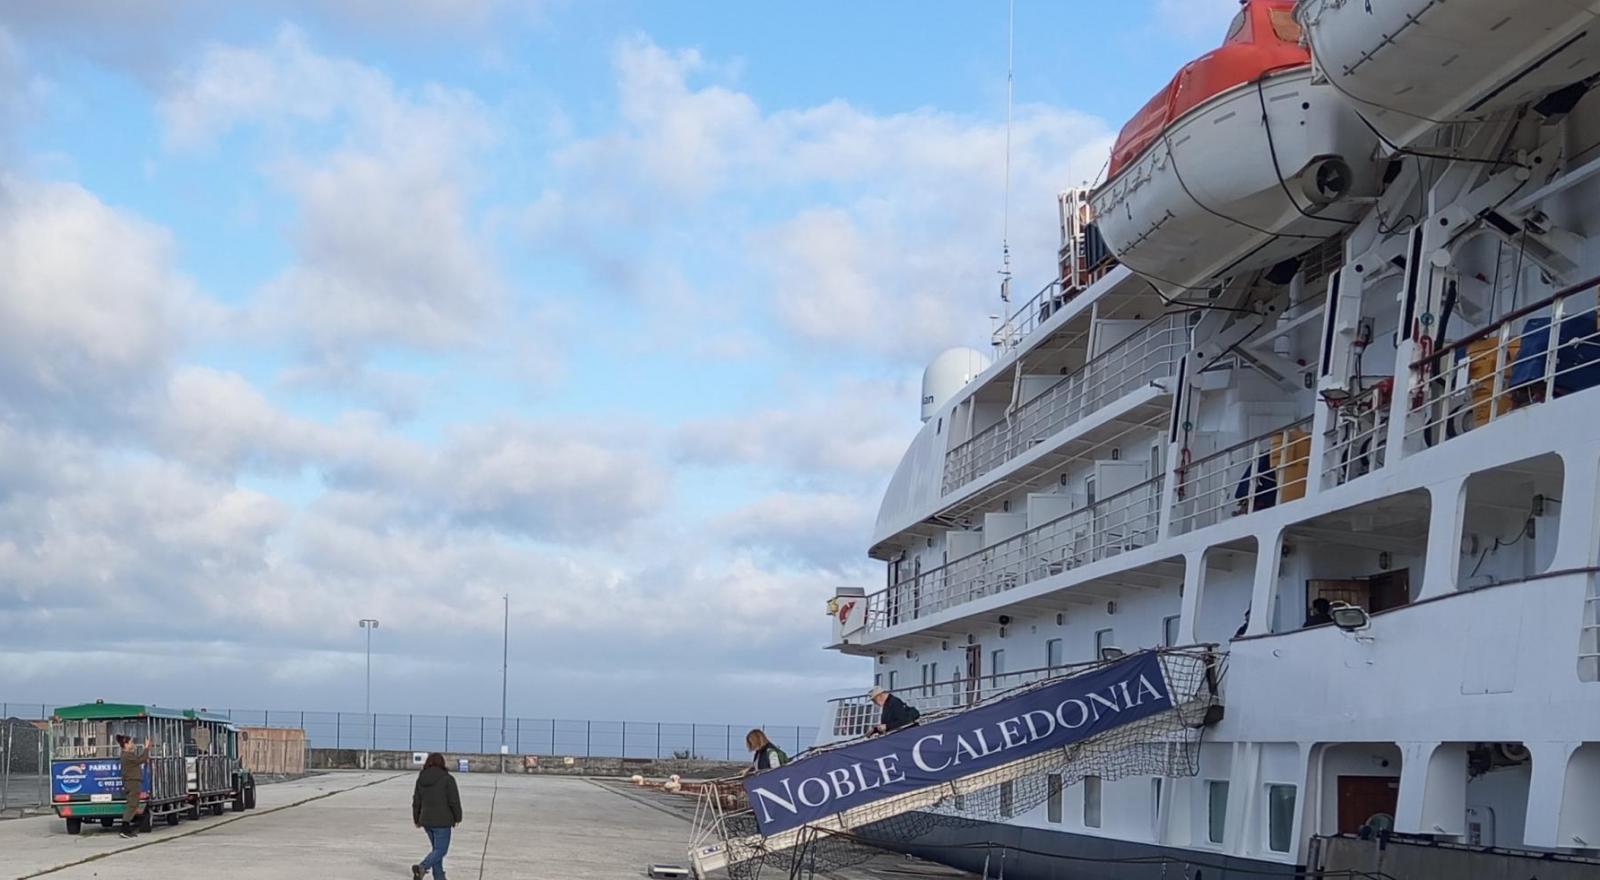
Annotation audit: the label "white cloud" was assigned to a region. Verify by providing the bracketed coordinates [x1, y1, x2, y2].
[162, 27, 505, 362]
[0, 176, 202, 425]
[717, 490, 876, 570]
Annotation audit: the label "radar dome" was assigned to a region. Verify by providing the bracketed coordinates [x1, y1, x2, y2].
[921, 348, 990, 422]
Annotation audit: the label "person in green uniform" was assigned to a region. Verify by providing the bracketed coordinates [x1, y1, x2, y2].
[116, 734, 152, 839]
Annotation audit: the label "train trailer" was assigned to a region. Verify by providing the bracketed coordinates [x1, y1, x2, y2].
[48, 702, 257, 834]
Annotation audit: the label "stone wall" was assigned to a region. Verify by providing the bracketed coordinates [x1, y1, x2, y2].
[309, 748, 744, 778]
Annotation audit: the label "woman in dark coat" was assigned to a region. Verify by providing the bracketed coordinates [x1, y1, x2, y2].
[412, 753, 463, 880]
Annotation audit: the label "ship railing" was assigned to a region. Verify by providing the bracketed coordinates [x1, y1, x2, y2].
[991, 279, 1064, 354]
[1171, 417, 1313, 536]
[944, 315, 1187, 494]
[1321, 380, 1391, 490]
[1405, 280, 1600, 451]
[864, 476, 1165, 634]
[1580, 594, 1600, 681]
[824, 659, 1112, 739]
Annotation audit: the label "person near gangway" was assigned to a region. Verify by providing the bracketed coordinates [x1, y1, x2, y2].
[868, 686, 920, 735]
[412, 753, 463, 880]
[744, 729, 789, 774]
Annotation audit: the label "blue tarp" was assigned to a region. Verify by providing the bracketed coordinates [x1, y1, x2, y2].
[743, 652, 1174, 836]
[1508, 312, 1600, 396]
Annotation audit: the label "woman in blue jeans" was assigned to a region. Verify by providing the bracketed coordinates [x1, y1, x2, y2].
[412, 753, 463, 880]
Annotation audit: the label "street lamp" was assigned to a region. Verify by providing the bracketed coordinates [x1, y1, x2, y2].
[358, 619, 379, 770]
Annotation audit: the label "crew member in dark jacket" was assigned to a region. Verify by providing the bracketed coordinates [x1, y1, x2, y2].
[412, 753, 463, 880]
[868, 686, 920, 735]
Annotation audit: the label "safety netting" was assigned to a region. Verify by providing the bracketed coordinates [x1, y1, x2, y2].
[688, 647, 1222, 880]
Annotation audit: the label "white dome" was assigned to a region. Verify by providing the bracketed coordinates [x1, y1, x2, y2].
[921, 348, 990, 422]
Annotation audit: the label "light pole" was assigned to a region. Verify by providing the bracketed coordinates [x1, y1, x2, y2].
[359, 619, 379, 771]
[499, 595, 508, 774]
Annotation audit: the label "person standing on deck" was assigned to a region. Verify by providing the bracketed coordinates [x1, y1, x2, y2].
[412, 753, 463, 880]
[743, 729, 788, 775]
[116, 734, 151, 839]
[868, 686, 920, 735]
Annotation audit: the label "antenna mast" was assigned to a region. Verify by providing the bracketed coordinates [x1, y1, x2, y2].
[999, 0, 1015, 304]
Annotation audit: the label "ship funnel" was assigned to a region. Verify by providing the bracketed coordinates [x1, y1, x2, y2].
[921, 347, 990, 422]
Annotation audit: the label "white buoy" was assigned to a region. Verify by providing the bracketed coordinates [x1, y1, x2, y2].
[631, 774, 645, 785]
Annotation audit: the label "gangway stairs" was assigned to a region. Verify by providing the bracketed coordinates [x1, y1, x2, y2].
[687, 647, 1221, 880]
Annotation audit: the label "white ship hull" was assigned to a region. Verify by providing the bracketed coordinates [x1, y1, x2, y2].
[1091, 69, 1377, 292]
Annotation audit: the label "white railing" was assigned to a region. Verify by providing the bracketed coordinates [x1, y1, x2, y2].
[826, 661, 1101, 739]
[945, 315, 1188, 494]
[991, 279, 1066, 354]
[1322, 381, 1391, 490]
[1581, 593, 1600, 682]
[1171, 417, 1313, 536]
[1406, 282, 1600, 451]
[865, 476, 1165, 634]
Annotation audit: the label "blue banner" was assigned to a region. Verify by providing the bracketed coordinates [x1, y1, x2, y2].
[744, 651, 1174, 836]
[52, 759, 145, 801]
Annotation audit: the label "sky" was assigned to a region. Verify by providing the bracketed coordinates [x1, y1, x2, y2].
[0, 0, 1242, 726]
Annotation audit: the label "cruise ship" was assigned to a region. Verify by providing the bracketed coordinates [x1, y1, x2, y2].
[803, 2, 1600, 877]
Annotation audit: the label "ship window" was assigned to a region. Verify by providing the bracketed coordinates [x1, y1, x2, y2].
[950, 670, 962, 708]
[1046, 638, 1063, 669]
[1084, 776, 1103, 828]
[1224, 9, 1251, 44]
[1162, 615, 1181, 647]
[1047, 774, 1064, 823]
[1094, 628, 1115, 660]
[990, 649, 1006, 679]
[1269, 9, 1303, 45]
[1207, 781, 1229, 844]
[887, 670, 897, 691]
[1266, 784, 1297, 853]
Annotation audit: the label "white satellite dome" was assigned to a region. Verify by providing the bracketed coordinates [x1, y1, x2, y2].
[921, 348, 991, 422]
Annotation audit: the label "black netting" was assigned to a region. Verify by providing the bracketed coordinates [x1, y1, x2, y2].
[695, 648, 1222, 880]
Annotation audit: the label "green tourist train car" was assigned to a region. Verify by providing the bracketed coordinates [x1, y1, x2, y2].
[48, 701, 258, 834]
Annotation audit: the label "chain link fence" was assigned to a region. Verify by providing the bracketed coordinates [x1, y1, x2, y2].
[1, 717, 48, 812]
[1, 703, 817, 790]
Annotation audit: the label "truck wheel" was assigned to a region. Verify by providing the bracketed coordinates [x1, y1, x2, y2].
[99, 818, 115, 828]
[165, 812, 179, 826]
[66, 818, 82, 835]
[244, 784, 257, 810]
[138, 809, 154, 833]
[211, 803, 224, 816]
[188, 801, 201, 820]
[232, 792, 245, 813]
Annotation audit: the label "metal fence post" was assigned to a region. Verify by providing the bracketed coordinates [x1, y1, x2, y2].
[480, 716, 485, 754]
[691, 725, 696, 758]
[336, 712, 342, 749]
[550, 719, 556, 754]
[656, 722, 661, 758]
[622, 721, 627, 758]
[445, 716, 450, 752]
[2, 722, 12, 812]
[516, 717, 521, 753]
[725, 726, 731, 760]
[585, 721, 591, 757]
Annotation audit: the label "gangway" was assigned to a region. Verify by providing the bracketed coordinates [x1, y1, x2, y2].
[688, 647, 1221, 880]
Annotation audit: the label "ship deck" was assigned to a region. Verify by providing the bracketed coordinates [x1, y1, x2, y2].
[0, 772, 975, 880]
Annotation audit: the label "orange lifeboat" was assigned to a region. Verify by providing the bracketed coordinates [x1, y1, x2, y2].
[1091, 0, 1379, 291]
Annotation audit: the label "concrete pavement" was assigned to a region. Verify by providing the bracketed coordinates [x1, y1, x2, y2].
[1, 772, 697, 880]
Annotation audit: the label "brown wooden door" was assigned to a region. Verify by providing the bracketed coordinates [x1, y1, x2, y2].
[1336, 776, 1399, 834]
[1368, 569, 1411, 613]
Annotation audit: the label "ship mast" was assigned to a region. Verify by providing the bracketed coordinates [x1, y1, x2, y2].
[999, 0, 1014, 305]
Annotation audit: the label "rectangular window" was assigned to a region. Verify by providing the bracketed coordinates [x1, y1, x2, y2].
[999, 780, 1015, 818]
[990, 648, 1006, 678]
[1267, 784, 1296, 853]
[1047, 774, 1063, 824]
[1162, 615, 1181, 648]
[950, 670, 962, 708]
[1095, 628, 1115, 659]
[1207, 781, 1229, 844]
[1046, 638, 1063, 669]
[1083, 775, 1102, 828]
[873, 673, 882, 688]
[887, 670, 897, 691]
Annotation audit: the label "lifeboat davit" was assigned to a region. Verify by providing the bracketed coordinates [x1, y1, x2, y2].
[1298, 0, 1600, 149]
[1091, 0, 1379, 291]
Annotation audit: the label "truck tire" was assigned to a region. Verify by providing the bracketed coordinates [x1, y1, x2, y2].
[138, 808, 154, 833]
[66, 818, 82, 835]
[211, 803, 224, 816]
[165, 811, 179, 826]
[99, 818, 115, 828]
[188, 801, 201, 820]
[232, 790, 245, 813]
[244, 783, 257, 810]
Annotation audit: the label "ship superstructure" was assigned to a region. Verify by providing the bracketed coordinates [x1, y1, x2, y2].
[817, 2, 1600, 877]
